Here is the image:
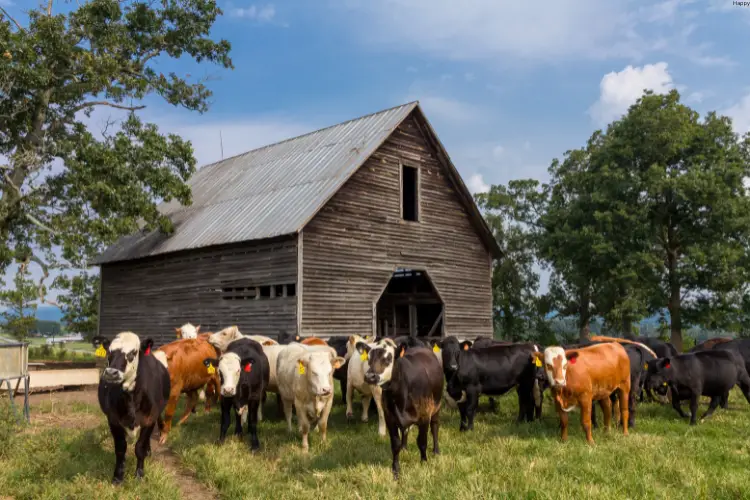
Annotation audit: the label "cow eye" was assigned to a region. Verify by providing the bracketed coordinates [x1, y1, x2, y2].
[127, 352, 135, 362]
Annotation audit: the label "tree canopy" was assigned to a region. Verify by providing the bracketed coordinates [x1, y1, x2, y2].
[0, 0, 232, 326]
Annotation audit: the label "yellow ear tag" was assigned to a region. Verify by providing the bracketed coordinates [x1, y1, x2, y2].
[534, 358, 542, 368]
[95, 345, 107, 358]
[360, 351, 368, 362]
[298, 361, 305, 375]
[644, 363, 648, 371]
[663, 382, 667, 387]
[433, 345, 441, 354]
[207, 364, 216, 375]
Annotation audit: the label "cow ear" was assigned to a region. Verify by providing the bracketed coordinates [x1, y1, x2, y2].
[566, 352, 579, 363]
[531, 351, 543, 367]
[348, 335, 358, 346]
[460, 341, 472, 351]
[240, 357, 254, 372]
[295, 335, 301, 341]
[175, 328, 182, 338]
[203, 358, 218, 368]
[141, 338, 154, 356]
[355, 342, 371, 355]
[195, 325, 201, 333]
[662, 357, 671, 369]
[397, 343, 408, 358]
[332, 356, 346, 370]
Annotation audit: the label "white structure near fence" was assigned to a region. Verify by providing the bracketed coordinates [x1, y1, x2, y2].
[45, 333, 84, 345]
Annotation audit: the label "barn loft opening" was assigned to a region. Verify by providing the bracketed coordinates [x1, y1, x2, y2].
[375, 268, 443, 338]
[401, 165, 419, 221]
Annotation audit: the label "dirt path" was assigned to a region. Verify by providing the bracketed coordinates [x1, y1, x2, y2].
[15, 388, 218, 499]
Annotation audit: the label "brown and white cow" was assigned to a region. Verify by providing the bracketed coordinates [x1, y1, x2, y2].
[344, 335, 394, 436]
[155, 332, 220, 443]
[532, 342, 631, 444]
[276, 343, 345, 451]
[175, 323, 200, 339]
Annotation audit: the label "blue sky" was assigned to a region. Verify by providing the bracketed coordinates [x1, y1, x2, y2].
[4, 0, 750, 299]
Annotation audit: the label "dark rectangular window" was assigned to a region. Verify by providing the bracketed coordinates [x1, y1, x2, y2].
[402, 165, 418, 221]
[287, 283, 296, 297]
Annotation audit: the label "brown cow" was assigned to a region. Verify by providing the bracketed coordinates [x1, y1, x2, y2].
[301, 337, 328, 347]
[532, 343, 630, 444]
[156, 333, 220, 444]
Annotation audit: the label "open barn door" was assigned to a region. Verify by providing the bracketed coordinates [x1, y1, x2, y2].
[375, 268, 444, 339]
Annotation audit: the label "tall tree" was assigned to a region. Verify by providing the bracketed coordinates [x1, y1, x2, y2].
[0, 260, 37, 341]
[600, 90, 750, 351]
[0, 0, 232, 311]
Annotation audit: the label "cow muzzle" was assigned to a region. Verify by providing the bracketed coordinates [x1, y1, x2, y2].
[102, 368, 124, 384]
[317, 387, 332, 397]
[449, 363, 458, 372]
[221, 388, 236, 397]
[364, 373, 378, 385]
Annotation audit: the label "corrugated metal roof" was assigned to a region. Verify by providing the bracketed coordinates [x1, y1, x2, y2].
[94, 102, 419, 264]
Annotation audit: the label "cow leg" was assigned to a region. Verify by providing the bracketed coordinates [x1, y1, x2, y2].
[158, 383, 182, 444]
[339, 370, 348, 405]
[319, 398, 334, 443]
[276, 393, 284, 417]
[298, 408, 311, 452]
[177, 390, 199, 426]
[599, 397, 612, 432]
[234, 406, 243, 437]
[736, 370, 750, 406]
[430, 413, 440, 455]
[401, 426, 409, 450]
[247, 399, 261, 451]
[533, 380, 543, 420]
[458, 401, 469, 432]
[618, 386, 630, 436]
[373, 387, 386, 437]
[556, 404, 569, 442]
[135, 424, 155, 479]
[345, 379, 355, 421]
[579, 397, 594, 445]
[700, 396, 722, 421]
[417, 423, 429, 462]
[361, 393, 372, 423]
[217, 397, 232, 443]
[628, 387, 637, 429]
[720, 392, 730, 409]
[282, 397, 294, 433]
[108, 422, 127, 485]
[386, 418, 402, 480]
[488, 397, 497, 412]
[689, 394, 699, 425]
[590, 403, 598, 429]
[465, 389, 479, 431]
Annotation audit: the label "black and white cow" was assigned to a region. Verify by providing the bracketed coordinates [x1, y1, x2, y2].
[646, 349, 750, 425]
[203, 338, 270, 450]
[95, 332, 170, 485]
[446, 343, 542, 431]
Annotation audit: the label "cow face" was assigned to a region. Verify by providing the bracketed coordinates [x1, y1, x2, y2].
[436, 337, 461, 374]
[175, 323, 200, 339]
[278, 331, 301, 345]
[209, 352, 254, 398]
[363, 341, 397, 386]
[645, 358, 673, 395]
[300, 351, 345, 397]
[208, 326, 242, 353]
[101, 332, 143, 391]
[541, 347, 577, 388]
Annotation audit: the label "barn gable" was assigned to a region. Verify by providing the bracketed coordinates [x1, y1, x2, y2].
[94, 102, 500, 265]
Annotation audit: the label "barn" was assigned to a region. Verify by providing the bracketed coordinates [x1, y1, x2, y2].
[93, 102, 502, 346]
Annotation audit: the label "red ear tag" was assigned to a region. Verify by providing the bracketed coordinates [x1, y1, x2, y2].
[243, 363, 252, 373]
[144, 346, 151, 356]
[664, 362, 670, 369]
[568, 357, 576, 364]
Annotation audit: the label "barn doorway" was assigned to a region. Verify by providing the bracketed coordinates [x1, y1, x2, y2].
[375, 268, 444, 339]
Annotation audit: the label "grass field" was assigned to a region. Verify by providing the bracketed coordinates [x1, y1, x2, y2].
[2, 388, 750, 499]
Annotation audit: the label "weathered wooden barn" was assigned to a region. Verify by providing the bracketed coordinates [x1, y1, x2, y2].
[94, 102, 502, 345]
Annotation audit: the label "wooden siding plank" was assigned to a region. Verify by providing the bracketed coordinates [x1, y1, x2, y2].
[301, 115, 493, 338]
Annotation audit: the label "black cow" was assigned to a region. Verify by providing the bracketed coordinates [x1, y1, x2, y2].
[203, 338, 270, 450]
[95, 332, 170, 485]
[446, 343, 542, 431]
[360, 342, 443, 481]
[646, 350, 750, 425]
[277, 330, 301, 344]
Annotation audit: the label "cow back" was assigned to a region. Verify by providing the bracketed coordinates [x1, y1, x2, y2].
[157, 337, 220, 392]
[564, 343, 630, 396]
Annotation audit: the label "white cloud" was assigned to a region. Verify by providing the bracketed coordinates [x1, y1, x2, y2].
[724, 94, 750, 135]
[467, 173, 490, 194]
[588, 62, 675, 126]
[230, 4, 276, 22]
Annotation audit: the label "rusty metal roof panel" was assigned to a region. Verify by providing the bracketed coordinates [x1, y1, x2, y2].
[94, 102, 418, 264]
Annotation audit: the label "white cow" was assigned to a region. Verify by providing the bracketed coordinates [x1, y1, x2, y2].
[208, 326, 278, 353]
[276, 343, 345, 451]
[345, 335, 395, 436]
[175, 323, 200, 339]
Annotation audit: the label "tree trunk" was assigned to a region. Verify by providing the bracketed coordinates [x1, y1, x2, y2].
[666, 226, 683, 352]
[621, 315, 633, 338]
[578, 287, 591, 341]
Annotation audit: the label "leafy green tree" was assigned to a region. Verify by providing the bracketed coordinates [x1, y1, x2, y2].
[599, 90, 750, 351]
[0, 0, 232, 313]
[53, 272, 98, 338]
[0, 261, 37, 341]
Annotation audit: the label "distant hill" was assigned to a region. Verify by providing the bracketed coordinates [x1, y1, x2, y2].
[0, 304, 65, 324]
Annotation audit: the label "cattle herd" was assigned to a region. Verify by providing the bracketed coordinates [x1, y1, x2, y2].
[90, 327, 750, 484]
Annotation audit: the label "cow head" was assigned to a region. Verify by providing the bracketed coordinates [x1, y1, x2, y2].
[91, 336, 111, 352]
[278, 330, 301, 345]
[645, 358, 673, 395]
[175, 323, 200, 339]
[101, 332, 149, 391]
[362, 340, 400, 386]
[538, 347, 578, 388]
[208, 326, 243, 353]
[299, 351, 345, 397]
[347, 335, 369, 360]
[433, 336, 461, 374]
[204, 353, 253, 398]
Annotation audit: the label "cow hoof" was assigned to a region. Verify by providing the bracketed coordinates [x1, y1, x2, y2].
[215, 438, 225, 445]
[135, 468, 144, 479]
[158, 434, 167, 445]
[112, 477, 124, 486]
[346, 412, 353, 421]
[362, 418, 369, 424]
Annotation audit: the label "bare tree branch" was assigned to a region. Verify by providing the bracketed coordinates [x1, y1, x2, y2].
[0, 6, 24, 32]
[27, 254, 60, 307]
[26, 213, 56, 234]
[48, 0, 53, 16]
[72, 100, 146, 113]
[3, 171, 22, 197]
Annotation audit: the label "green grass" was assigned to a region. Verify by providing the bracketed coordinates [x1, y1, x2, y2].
[3, 389, 750, 499]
